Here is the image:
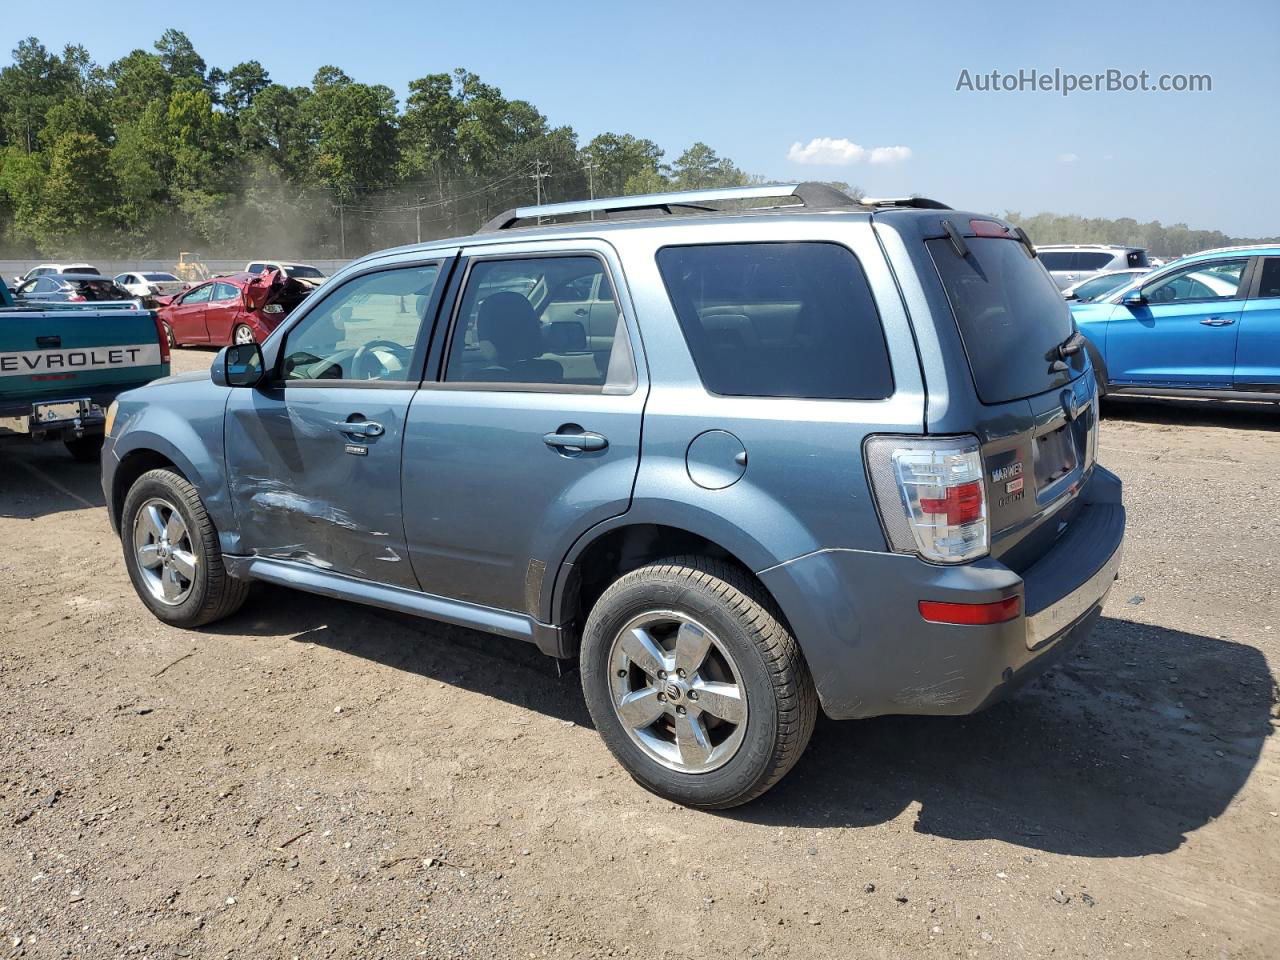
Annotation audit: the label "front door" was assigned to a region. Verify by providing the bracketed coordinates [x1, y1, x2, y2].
[1105, 257, 1249, 388]
[168, 282, 214, 343]
[224, 258, 449, 587]
[402, 244, 646, 619]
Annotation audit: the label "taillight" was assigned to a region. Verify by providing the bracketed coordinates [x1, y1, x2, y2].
[67, 293, 86, 302]
[865, 435, 990, 564]
[154, 313, 171, 364]
[262, 303, 283, 314]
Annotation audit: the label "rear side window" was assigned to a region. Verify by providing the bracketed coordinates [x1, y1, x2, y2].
[1038, 252, 1074, 271]
[927, 236, 1079, 405]
[1076, 252, 1116, 270]
[1256, 258, 1280, 299]
[656, 242, 893, 400]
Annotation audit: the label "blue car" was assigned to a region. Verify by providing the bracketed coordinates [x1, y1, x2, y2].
[1071, 245, 1280, 400]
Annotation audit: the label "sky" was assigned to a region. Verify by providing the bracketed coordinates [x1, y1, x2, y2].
[8, 0, 1279, 236]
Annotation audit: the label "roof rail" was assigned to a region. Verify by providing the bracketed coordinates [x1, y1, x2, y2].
[859, 196, 953, 210]
[479, 181, 867, 232]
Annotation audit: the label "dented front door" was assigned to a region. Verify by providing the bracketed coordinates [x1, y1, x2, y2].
[224, 385, 419, 588]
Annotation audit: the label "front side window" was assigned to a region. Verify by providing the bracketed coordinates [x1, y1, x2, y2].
[182, 284, 214, 304]
[281, 264, 440, 382]
[657, 242, 893, 400]
[444, 256, 626, 388]
[1143, 259, 1246, 304]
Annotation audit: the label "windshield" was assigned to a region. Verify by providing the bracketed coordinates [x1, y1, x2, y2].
[927, 236, 1082, 404]
[286, 265, 324, 278]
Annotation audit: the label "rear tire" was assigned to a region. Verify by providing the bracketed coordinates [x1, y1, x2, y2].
[120, 468, 250, 627]
[580, 555, 817, 809]
[162, 322, 176, 349]
[64, 435, 103, 463]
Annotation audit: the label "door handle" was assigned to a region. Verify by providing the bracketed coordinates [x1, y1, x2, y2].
[543, 430, 608, 452]
[574, 307, 589, 317]
[335, 419, 385, 438]
[1200, 316, 1236, 326]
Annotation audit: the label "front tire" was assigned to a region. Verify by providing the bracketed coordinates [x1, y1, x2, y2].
[232, 324, 255, 346]
[580, 556, 817, 809]
[120, 468, 249, 627]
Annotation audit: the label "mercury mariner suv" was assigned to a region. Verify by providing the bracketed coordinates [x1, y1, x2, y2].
[102, 183, 1125, 809]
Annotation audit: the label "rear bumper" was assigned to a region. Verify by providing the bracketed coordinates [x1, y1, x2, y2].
[760, 467, 1125, 720]
[0, 397, 107, 441]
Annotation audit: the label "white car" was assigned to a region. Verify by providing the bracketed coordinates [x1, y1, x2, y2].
[12, 262, 101, 286]
[114, 271, 189, 299]
[244, 261, 327, 287]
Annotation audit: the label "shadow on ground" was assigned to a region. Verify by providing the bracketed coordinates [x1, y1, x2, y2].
[212, 589, 1275, 859]
[0, 442, 106, 519]
[1104, 395, 1280, 431]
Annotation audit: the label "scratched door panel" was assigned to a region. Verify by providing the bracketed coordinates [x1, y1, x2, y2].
[224, 385, 418, 588]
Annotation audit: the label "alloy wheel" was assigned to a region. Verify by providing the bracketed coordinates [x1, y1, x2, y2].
[132, 497, 198, 606]
[233, 324, 255, 345]
[607, 611, 748, 773]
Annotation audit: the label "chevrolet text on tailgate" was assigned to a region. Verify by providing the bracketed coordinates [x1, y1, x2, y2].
[1, 288, 171, 461]
[102, 183, 1125, 808]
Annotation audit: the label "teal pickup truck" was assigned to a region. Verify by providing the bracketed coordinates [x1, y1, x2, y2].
[0, 283, 170, 460]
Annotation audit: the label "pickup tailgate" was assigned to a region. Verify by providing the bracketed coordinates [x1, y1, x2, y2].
[0, 308, 168, 409]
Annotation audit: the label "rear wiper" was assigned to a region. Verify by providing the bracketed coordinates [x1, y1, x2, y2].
[1057, 330, 1086, 358]
[1047, 330, 1087, 372]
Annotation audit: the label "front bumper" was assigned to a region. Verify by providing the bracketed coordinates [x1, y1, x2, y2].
[760, 467, 1125, 720]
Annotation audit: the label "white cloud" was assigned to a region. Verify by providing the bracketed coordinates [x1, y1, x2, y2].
[786, 137, 913, 167]
[869, 145, 912, 165]
[1058, 153, 1079, 164]
[787, 137, 867, 165]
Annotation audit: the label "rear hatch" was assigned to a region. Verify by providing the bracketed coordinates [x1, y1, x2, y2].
[0, 307, 169, 407]
[886, 213, 1099, 572]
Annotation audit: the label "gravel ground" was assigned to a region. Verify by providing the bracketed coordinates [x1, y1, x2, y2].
[1, 348, 1277, 959]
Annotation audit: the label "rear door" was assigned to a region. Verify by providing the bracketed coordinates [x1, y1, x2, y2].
[1236, 255, 1280, 392]
[1106, 257, 1248, 388]
[204, 281, 243, 344]
[401, 241, 646, 617]
[224, 256, 450, 587]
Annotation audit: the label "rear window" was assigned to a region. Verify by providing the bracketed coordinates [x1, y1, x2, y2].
[656, 242, 893, 400]
[286, 265, 324, 279]
[1127, 250, 1149, 268]
[927, 237, 1080, 404]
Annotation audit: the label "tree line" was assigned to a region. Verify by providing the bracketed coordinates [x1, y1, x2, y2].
[0, 32, 1272, 260]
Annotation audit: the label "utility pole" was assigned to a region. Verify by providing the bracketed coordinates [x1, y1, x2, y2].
[582, 157, 598, 220]
[415, 196, 423, 244]
[337, 198, 346, 259]
[531, 160, 551, 222]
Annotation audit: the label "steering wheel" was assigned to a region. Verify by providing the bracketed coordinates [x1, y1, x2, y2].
[351, 339, 412, 381]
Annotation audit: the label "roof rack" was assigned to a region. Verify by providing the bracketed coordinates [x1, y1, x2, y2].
[480, 181, 938, 232]
[859, 196, 952, 210]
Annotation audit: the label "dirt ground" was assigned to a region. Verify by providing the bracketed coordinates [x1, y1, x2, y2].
[1, 348, 1278, 960]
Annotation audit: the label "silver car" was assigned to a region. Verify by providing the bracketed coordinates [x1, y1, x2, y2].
[1038, 244, 1149, 290]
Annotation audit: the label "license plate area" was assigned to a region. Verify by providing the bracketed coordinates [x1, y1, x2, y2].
[31, 398, 100, 426]
[1034, 423, 1077, 490]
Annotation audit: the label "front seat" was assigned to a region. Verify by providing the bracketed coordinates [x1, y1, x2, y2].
[473, 292, 563, 383]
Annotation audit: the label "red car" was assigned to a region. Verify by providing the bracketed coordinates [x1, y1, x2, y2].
[157, 270, 311, 347]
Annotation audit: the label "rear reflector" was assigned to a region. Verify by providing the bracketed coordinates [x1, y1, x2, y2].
[919, 596, 1021, 625]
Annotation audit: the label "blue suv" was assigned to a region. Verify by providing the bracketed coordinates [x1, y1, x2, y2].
[1071, 245, 1280, 399]
[102, 184, 1125, 808]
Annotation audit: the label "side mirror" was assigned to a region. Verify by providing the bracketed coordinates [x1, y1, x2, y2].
[212, 343, 265, 388]
[1122, 288, 1146, 306]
